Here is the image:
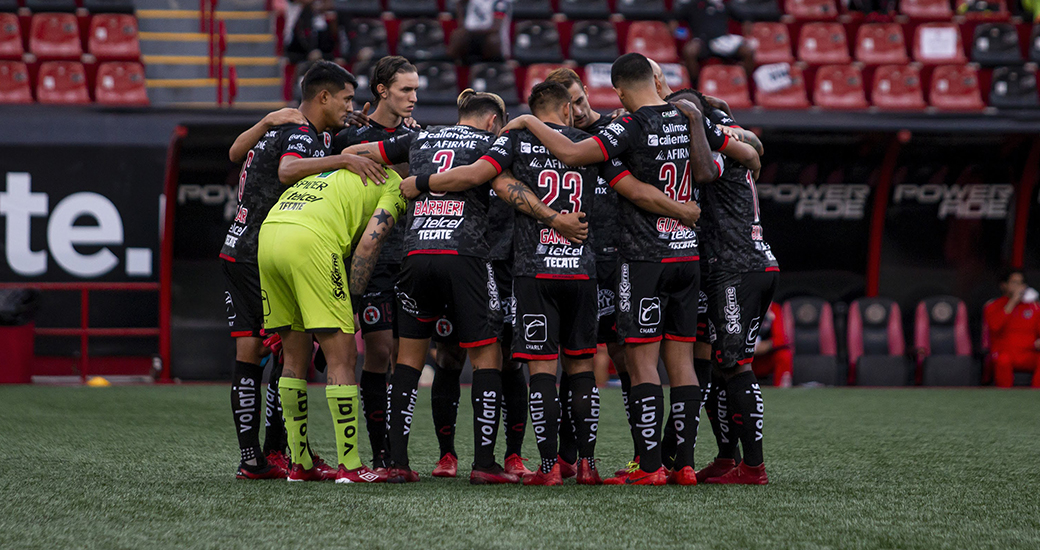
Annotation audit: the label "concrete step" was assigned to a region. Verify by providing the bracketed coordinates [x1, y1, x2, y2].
[133, 0, 267, 12]
[147, 83, 283, 105]
[145, 62, 279, 80]
[141, 35, 276, 58]
[137, 15, 270, 35]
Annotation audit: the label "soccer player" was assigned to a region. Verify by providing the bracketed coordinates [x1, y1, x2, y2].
[222, 61, 383, 480]
[331, 55, 420, 474]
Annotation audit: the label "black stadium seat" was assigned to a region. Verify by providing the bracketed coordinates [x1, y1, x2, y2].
[783, 297, 844, 385]
[26, 0, 77, 12]
[972, 23, 1022, 66]
[0, 0, 17, 12]
[348, 19, 389, 62]
[848, 297, 913, 386]
[914, 296, 977, 386]
[512, 0, 553, 19]
[82, 0, 135, 14]
[616, 0, 668, 20]
[513, 20, 564, 65]
[569, 21, 619, 65]
[725, 0, 784, 21]
[396, 18, 449, 62]
[388, 0, 439, 18]
[335, 0, 383, 18]
[351, 58, 377, 105]
[559, 0, 611, 20]
[470, 62, 520, 106]
[416, 61, 459, 105]
[989, 65, 1040, 108]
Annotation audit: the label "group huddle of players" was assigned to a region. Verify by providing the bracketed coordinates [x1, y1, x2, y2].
[223, 51, 778, 487]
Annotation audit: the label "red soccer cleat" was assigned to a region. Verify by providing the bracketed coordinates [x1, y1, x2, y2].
[603, 466, 668, 486]
[705, 462, 768, 485]
[504, 454, 533, 477]
[335, 465, 386, 483]
[523, 463, 563, 486]
[667, 465, 698, 486]
[432, 453, 458, 478]
[387, 467, 421, 483]
[575, 458, 602, 485]
[614, 457, 639, 477]
[287, 463, 325, 482]
[696, 458, 738, 483]
[470, 463, 520, 485]
[236, 462, 286, 480]
[311, 454, 337, 481]
[265, 451, 291, 474]
[557, 456, 577, 479]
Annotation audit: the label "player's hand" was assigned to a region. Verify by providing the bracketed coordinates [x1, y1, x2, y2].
[400, 176, 420, 199]
[262, 333, 283, 355]
[502, 114, 535, 133]
[721, 126, 742, 141]
[341, 153, 387, 185]
[403, 116, 421, 129]
[670, 98, 703, 120]
[680, 201, 701, 228]
[702, 94, 731, 115]
[551, 211, 588, 244]
[345, 102, 373, 128]
[262, 107, 306, 127]
[608, 108, 629, 120]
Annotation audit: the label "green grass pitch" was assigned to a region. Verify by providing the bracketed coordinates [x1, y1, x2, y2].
[1, 385, 1038, 549]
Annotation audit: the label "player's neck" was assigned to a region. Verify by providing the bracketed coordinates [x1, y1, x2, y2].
[586, 110, 601, 126]
[536, 113, 565, 127]
[370, 103, 402, 129]
[298, 103, 326, 133]
[626, 87, 667, 111]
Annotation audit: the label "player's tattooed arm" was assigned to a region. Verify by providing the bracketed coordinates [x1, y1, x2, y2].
[491, 170, 588, 244]
[229, 108, 306, 162]
[502, 115, 605, 166]
[342, 142, 390, 164]
[349, 209, 396, 295]
[612, 173, 700, 228]
[278, 154, 384, 185]
[722, 126, 764, 157]
[671, 98, 719, 185]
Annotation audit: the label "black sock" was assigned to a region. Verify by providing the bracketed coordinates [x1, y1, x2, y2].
[662, 407, 677, 470]
[714, 378, 741, 461]
[359, 370, 388, 463]
[629, 383, 663, 473]
[669, 385, 701, 470]
[557, 372, 578, 464]
[567, 372, 599, 466]
[727, 371, 765, 467]
[262, 362, 286, 455]
[430, 365, 461, 458]
[387, 365, 421, 469]
[618, 371, 638, 460]
[528, 372, 560, 473]
[501, 366, 528, 458]
[231, 361, 265, 466]
[471, 369, 503, 469]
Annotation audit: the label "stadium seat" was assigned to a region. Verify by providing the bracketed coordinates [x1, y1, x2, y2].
[1032, 25, 1040, 63]
[396, 19, 448, 61]
[784, 0, 839, 20]
[512, 20, 563, 65]
[512, 0, 553, 20]
[387, 0, 439, 18]
[94, 61, 148, 106]
[848, 297, 913, 386]
[88, 14, 140, 61]
[470, 62, 519, 105]
[900, 0, 953, 18]
[989, 65, 1039, 109]
[522, 63, 566, 103]
[749, 22, 794, 64]
[971, 23, 1022, 66]
[659, 62, 692, 90]
[334, 0, 383, 18]
[583, 62, 623, 110]
[871, 64, 927, 110]
[698, 65, 753, 109]
[855, 23, 908, 65]
[569, 21, 619, 65]
[0, 61, 32, 104]
[351, 57, 377, 105]
[348, 19, 389, 61]
[0, 13, 23, 61]
[913, 23, 967, 64]
[798, 22, 851, 65]
[956, 0, 1009, 19]
[915, 296, 976, 386]
[82, 0, 135, 13]
[559, 0, 612, 20]
[813, 64, 868, 109]
[415, 61, 458, 105]
[754, 62, 810, 108]
[929, 64, 985, 110]
[26, 0, 77, 12]
[725, 0, 783, 22]
[616, 0, 668, 20]
[30, 13, 83, 60]
[35, 60, 90, 104]
[783, 297, 843, 385]
[625, 21, 678, 63]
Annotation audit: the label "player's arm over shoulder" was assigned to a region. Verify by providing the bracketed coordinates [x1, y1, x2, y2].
[349, 201, 400, 296]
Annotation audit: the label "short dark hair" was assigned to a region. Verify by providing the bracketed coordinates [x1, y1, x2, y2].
[610, 53, 654, 89]
[528, 81, 571, 116]
[544, 67, 584, 90]
[999, 266, 1025, 284]
[457, 88, 506, 121]
[301, 61, 357, 101]
[665, 87, 704, 110]
[370, 55, 417, 102]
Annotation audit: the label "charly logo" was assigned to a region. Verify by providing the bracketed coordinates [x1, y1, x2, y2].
[330, 254, 346, 301]
[396, 288, 420, 317]
[725, 286, 741, 334]
[363, 306, 380, 324]
[639, 297, 661, 327]
[619, 263, 631, 313]
[523, 314, 547, 343]
[745, 316, 762, 348]
[436, 318, 454, 337]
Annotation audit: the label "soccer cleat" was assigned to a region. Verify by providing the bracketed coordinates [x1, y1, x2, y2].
[523, 463, 563, 486]
[287, 463, 325, 482]
[372, 452, 390, 471]
[575, 458, 602, 485]
[705, 462, 768, 485]
[335, 465, 387, 483]
[504, 454, 533, 477]
[470, 463, 521, 485]
[696, 458, 738, 483]
[236, 462, 286, 480]
[667, 466, 698, 486]
[311, 454, 337, 481]
[614, 457, 639, 477]
[602, 466, 668, 486]
[432, 453, 458, 478]
[387, 467, 420, 483]
[557, 456, 577, 479]
[265, 451, 291, 474]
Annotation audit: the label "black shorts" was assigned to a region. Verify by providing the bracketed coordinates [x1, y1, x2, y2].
[356, 262, 399, 337]
[512, 276, 598, 362]
[705, 270, 779, 370]
[596, 256, 619, 344]
[396, 254, 502, 347]
[493, 259, 514, 344]
[222, 259, 263, 338]
[616, 258, 700, 344]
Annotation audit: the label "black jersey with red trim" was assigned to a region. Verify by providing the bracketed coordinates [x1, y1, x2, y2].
[487, 188, 514, 261]
[481, 125, 600, 279]
[220, 121, 331, 263]
[700, 109, 778, 273]
[380, 124, 497, 257]
[332, 119, 416, 263]
[584, 114, 620, 257]
[593, 104, 727, 262]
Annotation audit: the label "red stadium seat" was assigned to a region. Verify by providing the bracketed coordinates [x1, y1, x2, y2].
[95, 61, 148, 105]
[36, 60, 90, 104]
[783, 297, 843, 385]
[798, 22, 851, 65]
[813, 64, 868, 109]
[0, 61, 33, 104]
[749, 22, 794, 64]
[584, 62, 622, 110]
[522, 63, 567, 103]
[855, 23, 909, 65]
[754, 62, 810, 108]
[30, 13, 83, 60]
[0, 13, 24, 60]
[784, 0, 839, 20]
[88, 14, 140, 61]
[913, 23, 967, 64]
[871, 64, 927, 110]
[901, 0, 953, 18]
[929, 63, 985, 110]
[915, 296, 975, 386]
[659, 63, 691, 91]
[848, 297, 912, 386]
[625, 21, 678, 63]
[698, 65, 753, 109]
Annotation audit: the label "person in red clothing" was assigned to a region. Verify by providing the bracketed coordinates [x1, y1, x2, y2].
[983, 268, 1040, 388]
[751, 302, 794, 388]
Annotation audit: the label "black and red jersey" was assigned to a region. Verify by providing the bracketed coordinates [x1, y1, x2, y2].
[584, 114, 620, 258]
[593, 104, 727, 262]
[381, 124, 497, 258]
[220, 121, 331, 263]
